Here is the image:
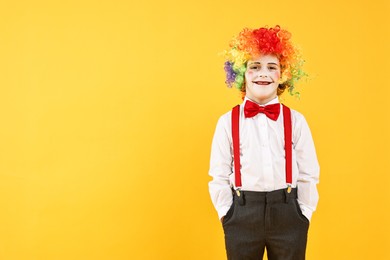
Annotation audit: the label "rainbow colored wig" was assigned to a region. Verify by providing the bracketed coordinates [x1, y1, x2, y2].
[223, 25, 306, 98]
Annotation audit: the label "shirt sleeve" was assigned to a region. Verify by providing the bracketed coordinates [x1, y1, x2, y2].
[293, 112, 320, 222]
[208, 114, 234, 220]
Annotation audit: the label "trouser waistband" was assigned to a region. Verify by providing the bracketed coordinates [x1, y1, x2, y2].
[233, 188, 297, 205]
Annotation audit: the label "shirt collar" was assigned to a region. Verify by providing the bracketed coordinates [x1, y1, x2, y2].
[244, 96, 280, 106]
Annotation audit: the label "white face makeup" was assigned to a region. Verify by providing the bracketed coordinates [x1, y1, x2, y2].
[244, 54, 281, 105]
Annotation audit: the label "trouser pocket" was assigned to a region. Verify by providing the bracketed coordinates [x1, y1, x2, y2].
[293, 199, 309, 224]
[222, 200, 235, 225]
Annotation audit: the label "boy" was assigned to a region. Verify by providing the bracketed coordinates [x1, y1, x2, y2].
[208, 25, 320, 260]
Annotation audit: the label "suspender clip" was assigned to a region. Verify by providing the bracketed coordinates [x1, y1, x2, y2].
[287, 184, 292, 194]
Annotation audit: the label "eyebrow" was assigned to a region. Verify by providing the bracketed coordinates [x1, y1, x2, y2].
[249, 62, 279, 66]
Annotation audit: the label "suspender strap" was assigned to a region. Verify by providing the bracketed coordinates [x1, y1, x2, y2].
[231, 103, 293, 190]
[282, 104, 292, 186]
[232, 105, 242, 188]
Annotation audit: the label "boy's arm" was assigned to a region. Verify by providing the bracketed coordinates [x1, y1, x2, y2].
[208, 115, 233, 221]
[293, 113, 320, 222]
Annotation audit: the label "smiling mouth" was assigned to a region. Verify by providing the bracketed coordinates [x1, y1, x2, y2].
[253, 81, 272, 85]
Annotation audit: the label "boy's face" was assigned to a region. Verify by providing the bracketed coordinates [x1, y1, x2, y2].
[245, 54, 281, 105]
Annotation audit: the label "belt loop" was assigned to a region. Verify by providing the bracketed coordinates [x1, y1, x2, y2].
[236, 189, 245, 206]
[284, 186, 291, 203]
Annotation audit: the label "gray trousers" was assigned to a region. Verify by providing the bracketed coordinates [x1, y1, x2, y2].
[222, 188, 309, 260]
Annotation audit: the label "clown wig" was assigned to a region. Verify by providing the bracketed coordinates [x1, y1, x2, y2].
[223, 25, 306, 98]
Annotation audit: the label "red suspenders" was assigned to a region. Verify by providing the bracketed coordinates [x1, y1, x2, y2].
[232, 105, 242, 188]
[282, 104, 292, 188]
[231, 103, 293, 195]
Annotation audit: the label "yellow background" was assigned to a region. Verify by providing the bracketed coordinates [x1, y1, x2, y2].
[0, 0, 389, 259]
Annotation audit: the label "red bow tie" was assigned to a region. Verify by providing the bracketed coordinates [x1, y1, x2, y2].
[244, 100, 280, 121]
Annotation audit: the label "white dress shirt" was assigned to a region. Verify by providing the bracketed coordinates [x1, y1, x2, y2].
[208, 96, 320, 221]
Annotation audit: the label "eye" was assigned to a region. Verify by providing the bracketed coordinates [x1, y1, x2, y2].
[268, 66, 278, 70]
[249, 65, 260, 70]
